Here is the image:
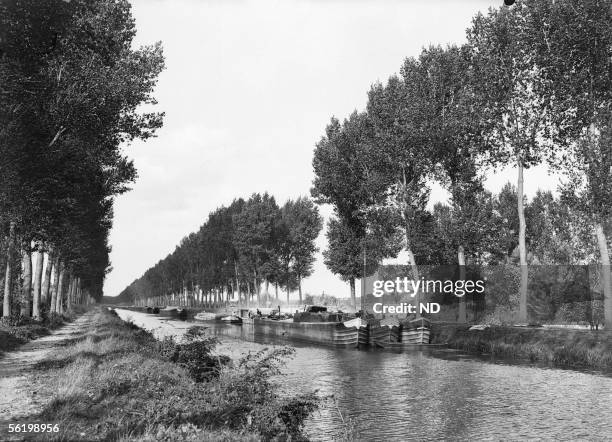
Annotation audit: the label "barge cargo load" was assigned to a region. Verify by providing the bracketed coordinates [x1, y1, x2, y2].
[253, 316, 358, 347]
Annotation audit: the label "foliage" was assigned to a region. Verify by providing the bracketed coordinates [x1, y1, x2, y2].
[213, 347, 318, 439]
[156, 328, 230, 383]
[0, 0, 164, 316]
[553, 301, 604, 327]
[119, 194, 322, 306]
[312, 112, 402, 300]
[276, 197, 323, 299]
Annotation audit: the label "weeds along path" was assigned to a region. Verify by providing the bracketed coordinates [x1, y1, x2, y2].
[0, 311, 95, 426]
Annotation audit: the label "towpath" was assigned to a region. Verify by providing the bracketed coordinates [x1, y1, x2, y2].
[0, 311, 94, 439]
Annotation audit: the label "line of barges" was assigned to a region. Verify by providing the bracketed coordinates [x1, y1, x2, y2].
[125, 304, 444, 349]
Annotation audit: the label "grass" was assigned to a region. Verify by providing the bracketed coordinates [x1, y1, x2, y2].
[431, 323, 612, 369]
[25, 307, 318, 441]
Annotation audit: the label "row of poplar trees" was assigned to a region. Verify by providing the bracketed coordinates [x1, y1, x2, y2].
[0, 1, 164, 318]
[312, 0, 612, 327]
[118, 194, 323, 306]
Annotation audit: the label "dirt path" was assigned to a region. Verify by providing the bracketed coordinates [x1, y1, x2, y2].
[0, 312, 95, 435]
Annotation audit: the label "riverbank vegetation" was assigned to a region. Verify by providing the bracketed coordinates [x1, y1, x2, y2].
[432, 324, 612, 370]
[29, 307, 317, 441]
[0, 1, 164, 318]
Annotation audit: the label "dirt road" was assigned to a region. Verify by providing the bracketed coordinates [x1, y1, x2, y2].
[0, 312, 94, 439]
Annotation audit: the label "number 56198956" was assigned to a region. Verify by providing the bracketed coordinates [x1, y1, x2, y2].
[8, 423, 59, 433]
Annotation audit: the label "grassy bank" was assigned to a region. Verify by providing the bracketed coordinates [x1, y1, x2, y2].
[0, 308, 84, 357]
[27, 307, 317, 441]
[431, 323, 612, 369]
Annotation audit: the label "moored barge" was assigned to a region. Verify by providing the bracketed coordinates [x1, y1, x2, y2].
[253, 318, 359, 347]
[159, 306, 188, 319]
[253, 305, 359, 347]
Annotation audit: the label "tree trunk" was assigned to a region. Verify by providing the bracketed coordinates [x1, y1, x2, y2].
[75, 279, 79, 305]
[401, 171, 422, 318]
[298, 275, 302, 304]
[50, 257, 60, 314]
[56, 266, 65, 314]
[349, 278, 356, 310]
[41, 251, 53, 307]
[595, 223, 612, 329]
[21, 248, 32, 317]
[3, 260, 11, 318]
[0, 276, 4, 314]
[66, 276, 74, 313]
[517, 160, 529, 323]
[2, 223, 15, 318]
[77, 279, 82, 304]
[234, 260, 241, 305]
[32, 250, 44, 319]
[254, 274, 260, 306]
[457, 245, 467, 323]
[406, 247, 421, 318]
[275, 282, 279, 302]
[286, 286, 290, 305]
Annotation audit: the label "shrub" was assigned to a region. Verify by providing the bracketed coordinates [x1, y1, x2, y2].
[157, 327, 230, 382]
[175, 340, 230, 382]
[481, 304, 519, 325]
[210, 347, 319, 439]
[46, 312, 65, 328]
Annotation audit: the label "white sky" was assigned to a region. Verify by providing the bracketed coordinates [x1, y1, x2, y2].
[106, 0, 561, 298]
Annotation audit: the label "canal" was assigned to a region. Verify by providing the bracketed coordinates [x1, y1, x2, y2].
[114, 309, 612, 441]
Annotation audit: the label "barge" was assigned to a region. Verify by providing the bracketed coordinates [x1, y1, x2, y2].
[159, 306, 188, 319]
[400, 317, 431, 344]
[249, 306, 439, 350]
[251, 305, 358, 347]
[193, 311, 217, 321]
[220, 314, 242, 324]
[253, 318, 359, 347]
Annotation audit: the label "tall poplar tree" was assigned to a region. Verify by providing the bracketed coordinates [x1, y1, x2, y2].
[467, 6, 560, 323]
[233, 193, 279, 306]
[312, 112, 400, 306]
[277, 198, 322, 304]
[522, 0, 612, 328]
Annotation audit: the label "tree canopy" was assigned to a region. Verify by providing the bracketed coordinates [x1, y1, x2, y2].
[118, 194, 322, 307]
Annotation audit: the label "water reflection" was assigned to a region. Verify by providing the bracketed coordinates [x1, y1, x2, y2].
[114, 309, 612, 441]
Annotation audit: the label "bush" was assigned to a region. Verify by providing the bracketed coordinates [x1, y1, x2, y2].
[209, 347, 319, 439]
[46, 312, 65, 328]
[175, 340, 230, 382]
[0, 313, 36, 327]
[157, 327, 230, 382]
[481, 304, 519, 325]
[553, 300, 604, 326]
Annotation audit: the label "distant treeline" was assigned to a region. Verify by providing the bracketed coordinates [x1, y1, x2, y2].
[117, 194, 322, 306]
[0, 1, 164, 318]
[311, 0, 612, 326]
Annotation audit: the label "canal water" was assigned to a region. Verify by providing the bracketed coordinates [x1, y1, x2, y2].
[114, 309, 612, 441]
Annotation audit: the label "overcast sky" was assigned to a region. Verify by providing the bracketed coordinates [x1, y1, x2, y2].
[105, 0, 561, 298]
